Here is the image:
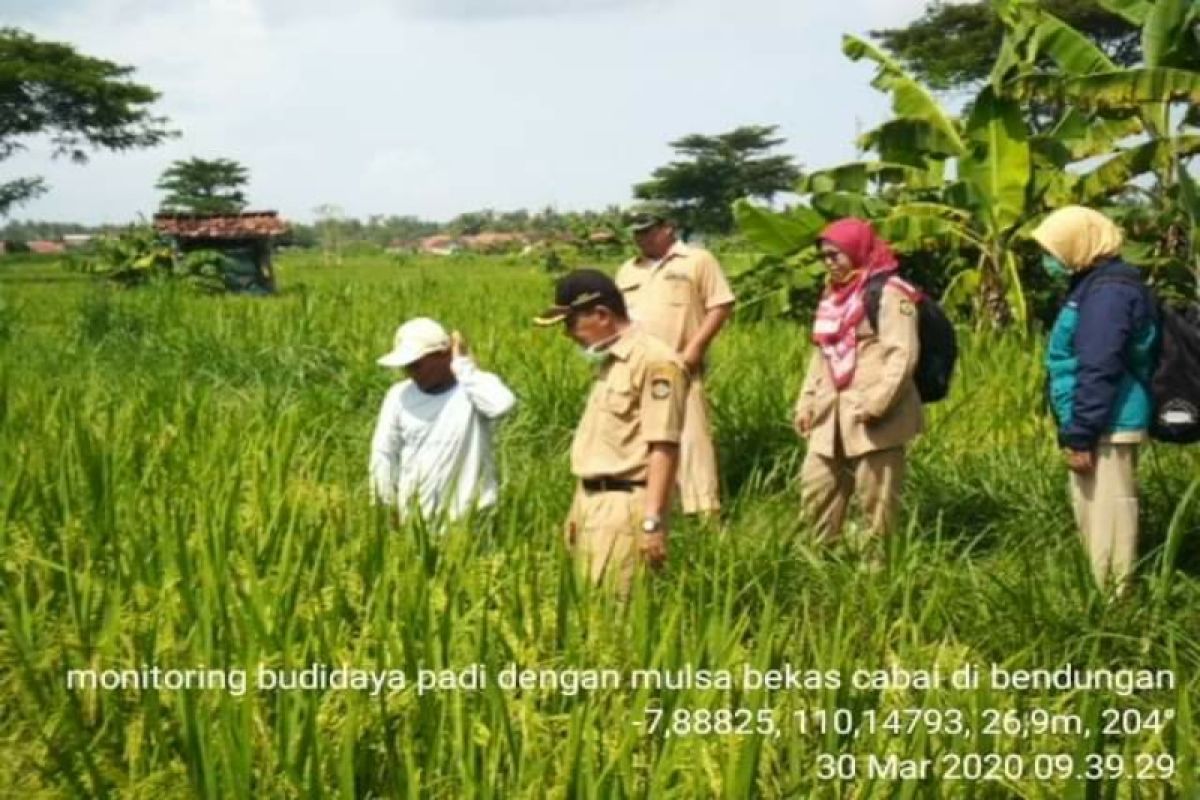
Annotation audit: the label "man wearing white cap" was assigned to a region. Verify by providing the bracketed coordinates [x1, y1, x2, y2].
[369, 317, 516, 522]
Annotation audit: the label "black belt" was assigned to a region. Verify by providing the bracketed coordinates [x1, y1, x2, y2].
[581, 477, 647, 493]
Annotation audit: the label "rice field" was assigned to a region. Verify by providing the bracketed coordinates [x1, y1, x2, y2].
[1, 251, 1198, 798]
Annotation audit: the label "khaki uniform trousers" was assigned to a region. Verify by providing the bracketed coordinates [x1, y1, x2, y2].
[679, 375, 720, 515]
[564, 485, 647, 595]
[800, 433, 906, 542]
[1069, 442, 1139, 592]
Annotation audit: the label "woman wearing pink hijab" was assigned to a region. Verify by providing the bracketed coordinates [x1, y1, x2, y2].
[794, 218, 924, 549]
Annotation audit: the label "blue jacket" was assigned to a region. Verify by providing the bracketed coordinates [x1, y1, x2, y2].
[1045, 258, 1158, 451]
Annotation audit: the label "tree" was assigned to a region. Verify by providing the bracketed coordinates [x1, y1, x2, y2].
[0, 27, 173, 217]
[633, 124, 801, 236]
[157, 157, 250, 214]
[871, 0, 1139, 92]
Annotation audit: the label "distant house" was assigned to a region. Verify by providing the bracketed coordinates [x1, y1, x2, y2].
[460, 232, 527, 253]
[418, 234, 459, 256]
[62, 234, 95, 250]
[27, 240, 66, 255]
[154, 211, 289, 293]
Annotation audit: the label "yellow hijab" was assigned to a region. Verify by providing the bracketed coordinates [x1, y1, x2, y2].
[1031, 206, 1124, 272]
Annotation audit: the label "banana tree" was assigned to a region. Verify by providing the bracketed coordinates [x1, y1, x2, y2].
[838, 34, 1039, 327]
[732, 0, 1200, 323]
[1009, 0, 1200, 294]
[730, 34, 1037, 327]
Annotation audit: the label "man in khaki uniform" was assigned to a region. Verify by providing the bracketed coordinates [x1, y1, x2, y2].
[794, 224, 922, 542]
[615, 208, 734, 515]
[536, 269, 689, 593]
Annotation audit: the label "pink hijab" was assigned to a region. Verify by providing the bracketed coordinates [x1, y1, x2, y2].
[811, 218, 900, 390]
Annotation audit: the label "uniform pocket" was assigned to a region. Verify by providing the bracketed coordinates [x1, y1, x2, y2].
[666, 276, 691, 306]
[616, 277, 643, 294]
[605, 385, 636, 415]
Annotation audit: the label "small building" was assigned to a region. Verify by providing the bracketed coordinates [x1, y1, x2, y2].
[418, 234, 459, 256]
[154, 211, 289, 293]
[460, 231, 527, 253]
[27, 240, 66, 255]
[62, 234, 95, 250]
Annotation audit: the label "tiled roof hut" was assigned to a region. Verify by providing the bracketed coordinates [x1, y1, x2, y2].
[154, 211, 288, 293]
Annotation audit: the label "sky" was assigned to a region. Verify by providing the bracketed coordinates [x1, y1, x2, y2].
[4, 0, 934, 224]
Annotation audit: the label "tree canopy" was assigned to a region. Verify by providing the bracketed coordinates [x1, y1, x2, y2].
[0, 27, 173, 216]
[633, 124, 801, 236]
[157, 157, 250, 215]
[870, 0, 1140, 92]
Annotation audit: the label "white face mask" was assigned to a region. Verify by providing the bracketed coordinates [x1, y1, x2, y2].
[578, 343, 611, 366]
[577, 332, 620, 366]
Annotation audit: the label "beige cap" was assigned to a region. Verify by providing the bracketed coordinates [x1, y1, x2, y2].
[377, 317, 450, 367]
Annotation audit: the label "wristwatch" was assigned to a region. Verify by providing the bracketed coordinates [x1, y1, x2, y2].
[641, 515, 663, 534]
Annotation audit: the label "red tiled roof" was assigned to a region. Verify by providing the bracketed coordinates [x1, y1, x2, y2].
[154, 211, 289, 239]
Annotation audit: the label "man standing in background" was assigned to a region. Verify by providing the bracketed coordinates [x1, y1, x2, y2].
[370, 317, 516, 524]
[615, 206, 735, 517]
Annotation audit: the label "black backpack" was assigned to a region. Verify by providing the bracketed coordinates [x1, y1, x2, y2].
[1087, 273, 1200, 444]
[1149, 301, 1200, 444]
[864, 273, 958, 403]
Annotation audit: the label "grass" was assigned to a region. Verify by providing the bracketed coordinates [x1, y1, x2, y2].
[0, 250, 1197, 798]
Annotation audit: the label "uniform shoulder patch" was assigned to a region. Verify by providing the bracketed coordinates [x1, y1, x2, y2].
[647, 361, 682, 400]
[898, 298, 916, 316]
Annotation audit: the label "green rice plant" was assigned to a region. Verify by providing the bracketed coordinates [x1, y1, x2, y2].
[0, 252, 1196, 798]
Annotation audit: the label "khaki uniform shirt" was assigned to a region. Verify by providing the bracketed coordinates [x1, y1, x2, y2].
[615, 242, 735, 353]
[571, 328, 689, 480]
[796, 283, 923, 458]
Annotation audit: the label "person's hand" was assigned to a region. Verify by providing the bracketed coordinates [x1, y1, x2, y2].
[793, 409, 813, 437]
[680, 344, 703, 376]
[450, 330, 469, 358]
[640, 531, 667, 567]
[1064, 448, 1095, 474]
[851, 392, 878, 425]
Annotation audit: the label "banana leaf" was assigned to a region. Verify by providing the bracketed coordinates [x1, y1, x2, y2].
[1098, 0, 1151, 27]
[959, 87, 1032, 232]
[885, 202, 987, 250]
[858, 119, 963, 163]
[1002, 248, 1029, 327]
[1011, 68, 1200, 113]
[941, 266, 982, 313]
[1143, 0, 1198, 69]
[810, 191, 891, 220]
[1047, 109, 1143, 160]
[1075, 135, 1200, 203]
[1178, 160, 1200, 267]
[1035, 11, 1118, 75]
[731, 199, 824, 258]
[843, 35, 966, 156]
[877, 214, 967, 251]
[800, 161, 922, 194]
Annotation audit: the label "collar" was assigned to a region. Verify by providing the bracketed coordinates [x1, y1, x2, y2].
[633, 240, 689, 270]
[607, 328, 635, 361]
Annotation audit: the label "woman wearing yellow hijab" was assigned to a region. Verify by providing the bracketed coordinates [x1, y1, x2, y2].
[1032, 206, 1159, 594]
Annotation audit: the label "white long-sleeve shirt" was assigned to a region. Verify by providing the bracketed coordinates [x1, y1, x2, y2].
[369, 356, 516, 521]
